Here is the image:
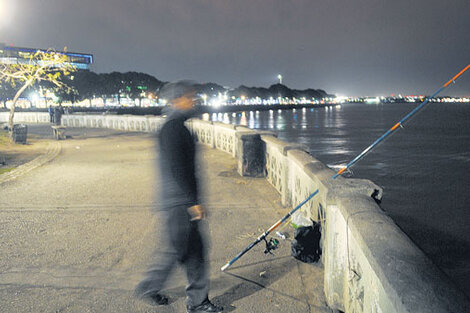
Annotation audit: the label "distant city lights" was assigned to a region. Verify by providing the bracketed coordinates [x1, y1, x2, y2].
[2, 84, 468, 110]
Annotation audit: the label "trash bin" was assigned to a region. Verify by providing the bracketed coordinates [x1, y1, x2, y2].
[12, 124, 28, 144]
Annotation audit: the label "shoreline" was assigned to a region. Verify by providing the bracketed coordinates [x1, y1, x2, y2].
[0, 103, 331, 117]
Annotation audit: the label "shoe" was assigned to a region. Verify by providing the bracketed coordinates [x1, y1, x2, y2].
[136, 292, 169, 306]
[187, 299, 223, 313]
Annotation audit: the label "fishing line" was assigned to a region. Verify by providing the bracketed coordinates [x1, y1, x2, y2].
[221, 64, 470, 272]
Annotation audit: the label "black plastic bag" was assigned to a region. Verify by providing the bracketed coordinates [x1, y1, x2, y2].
[291, 222, 321, 263]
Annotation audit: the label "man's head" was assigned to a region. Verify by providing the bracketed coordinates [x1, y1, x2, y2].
[172, 90, 196, 111]
[159, 80, 197, 111]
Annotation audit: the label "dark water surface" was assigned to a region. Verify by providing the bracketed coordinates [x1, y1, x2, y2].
[207, 102, 470, 296]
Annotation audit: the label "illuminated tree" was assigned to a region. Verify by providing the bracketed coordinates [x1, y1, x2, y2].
[0, 48, 76, 140]
[0, 81, 16, 109]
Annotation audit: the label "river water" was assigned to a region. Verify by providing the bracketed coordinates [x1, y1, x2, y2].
[207, 102, 470, 296]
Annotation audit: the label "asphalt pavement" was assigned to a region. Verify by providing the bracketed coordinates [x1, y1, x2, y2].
[0, 125, 331, 313]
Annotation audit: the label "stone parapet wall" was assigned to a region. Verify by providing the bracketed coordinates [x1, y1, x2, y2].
[61, 114, 165, 133]
[212, 122, 237, 157]
[0, 112, 50, 124]
[187, 118, 215, 147]
[3, 112, 469, 313]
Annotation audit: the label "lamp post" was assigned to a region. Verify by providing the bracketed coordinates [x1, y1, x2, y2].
[201, 94, 207, 105]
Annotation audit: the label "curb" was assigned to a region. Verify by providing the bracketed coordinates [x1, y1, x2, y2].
[0, 141, 62, 185]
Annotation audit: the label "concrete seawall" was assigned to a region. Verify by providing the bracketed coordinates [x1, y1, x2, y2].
[2, 111, 469, 313]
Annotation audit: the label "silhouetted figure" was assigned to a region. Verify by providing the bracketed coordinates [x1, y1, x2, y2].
[134, 81, 223, 313]
[54, 105, 64, 125]
[48, 105, 54, 123]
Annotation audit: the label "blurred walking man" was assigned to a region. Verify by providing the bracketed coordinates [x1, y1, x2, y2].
[134, 82, 223, 313]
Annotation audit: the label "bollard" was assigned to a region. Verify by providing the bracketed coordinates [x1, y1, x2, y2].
[236, 132, 265, 177]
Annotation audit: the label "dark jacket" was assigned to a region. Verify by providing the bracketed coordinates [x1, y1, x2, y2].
[157, 109, 198, 210]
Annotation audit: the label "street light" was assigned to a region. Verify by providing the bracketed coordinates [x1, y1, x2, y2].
[0, 1, 15, 30]
[201, 93, 207, 105]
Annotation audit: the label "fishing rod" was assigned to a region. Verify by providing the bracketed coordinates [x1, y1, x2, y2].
[221, 64, 470, 272]
[221, 190, 318, 271]
[333, 64, 470, 178]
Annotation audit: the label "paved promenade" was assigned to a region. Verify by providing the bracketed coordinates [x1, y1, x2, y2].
[0, 125, 330, 313]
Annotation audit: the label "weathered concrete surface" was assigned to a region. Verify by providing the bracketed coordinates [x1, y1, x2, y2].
[0, 126, 331, 313]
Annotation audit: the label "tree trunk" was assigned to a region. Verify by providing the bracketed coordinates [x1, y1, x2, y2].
[8, 78, 34, 141]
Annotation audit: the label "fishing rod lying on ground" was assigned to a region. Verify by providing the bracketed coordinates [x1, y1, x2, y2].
[221, 64, 470, 272]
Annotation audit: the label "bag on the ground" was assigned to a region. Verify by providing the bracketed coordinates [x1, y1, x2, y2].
[291, 222, 321, 263]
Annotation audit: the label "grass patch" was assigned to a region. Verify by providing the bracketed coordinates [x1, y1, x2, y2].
[1, 131, 13, 170]
[0, 130, 10, 147]
[0, 167, 14, 175]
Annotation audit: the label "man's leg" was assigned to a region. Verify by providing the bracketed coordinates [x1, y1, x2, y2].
[134, 249, 177, 300]
[184, 221, 209, 307]
[135, 208, 190, 301]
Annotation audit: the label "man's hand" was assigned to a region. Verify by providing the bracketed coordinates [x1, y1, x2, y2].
[187, 204, 206, 221]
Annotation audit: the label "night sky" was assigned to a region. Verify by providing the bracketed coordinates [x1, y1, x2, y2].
[1, 0, 469, 96]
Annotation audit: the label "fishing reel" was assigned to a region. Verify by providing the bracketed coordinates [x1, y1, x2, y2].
[263, 237, 280, 254]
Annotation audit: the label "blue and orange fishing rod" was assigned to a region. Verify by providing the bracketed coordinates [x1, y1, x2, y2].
[221, 64, 470, 272]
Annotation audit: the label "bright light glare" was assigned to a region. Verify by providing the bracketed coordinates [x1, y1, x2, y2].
[335, 95, 348, 103]
[30, 93, 39, 102]
[210, 98, 221, 108]
[0, 1, 15, 29]
[365, 97, 380, 104]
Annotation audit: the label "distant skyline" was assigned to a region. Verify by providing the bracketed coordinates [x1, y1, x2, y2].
[1, 0, 469, 96]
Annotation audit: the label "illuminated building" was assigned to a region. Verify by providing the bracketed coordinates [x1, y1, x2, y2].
[0, 43, 93, 70]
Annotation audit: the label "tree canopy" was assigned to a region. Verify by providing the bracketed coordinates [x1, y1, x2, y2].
[0, 48, 76, 140]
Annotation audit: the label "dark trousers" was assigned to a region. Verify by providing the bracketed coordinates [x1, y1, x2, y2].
[135, 205, 209, 307]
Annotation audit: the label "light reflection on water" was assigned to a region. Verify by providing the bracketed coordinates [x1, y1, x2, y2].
[208, 105, 364, 164]
[209, 105, 354, 163]
[240, 112, 247, 126]
[206, 103, 470, 296]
